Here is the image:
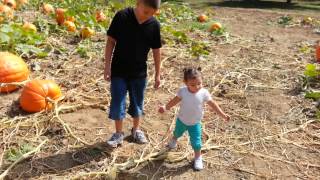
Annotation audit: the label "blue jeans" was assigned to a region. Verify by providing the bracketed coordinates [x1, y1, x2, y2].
[109, 77, 147, 120]
[173, 118, 202, 151]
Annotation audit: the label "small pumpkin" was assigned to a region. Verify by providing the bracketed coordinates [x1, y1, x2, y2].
[66, 16, 75, 22]
[0, 4, 14, 22]
[20, 79, 62, 112]
[197, 14, 208, 23]
[95, 10, 106, 22]
[316, 41, 320, 62]
[210, 22, 222, 32]
[0, 52, 29, 93]
[302, 17, 313, 25]
[63, 20, 76, 32]
[42, 3, 54, 14]
[3, 0, 16, 9]
[22, 22, 37, 32]
[55, 8, 66, 25]
[80, 27, 94, 39]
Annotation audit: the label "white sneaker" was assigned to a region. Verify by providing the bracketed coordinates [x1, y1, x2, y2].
[194, 156, 204, 170]
[167, 138, 177, 149]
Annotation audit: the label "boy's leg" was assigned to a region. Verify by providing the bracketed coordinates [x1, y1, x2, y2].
[128, 78, 147, 143]
[107, 77, 127, 147]
[187, 123, 203, 170]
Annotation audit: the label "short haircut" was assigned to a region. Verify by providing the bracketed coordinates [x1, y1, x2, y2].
[141, 0, 161, 9]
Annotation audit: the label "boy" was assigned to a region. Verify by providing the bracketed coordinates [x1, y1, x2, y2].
[104, 0, 162, 147]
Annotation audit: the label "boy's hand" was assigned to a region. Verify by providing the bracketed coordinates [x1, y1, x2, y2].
[158, 106, 166, 113]
[154, 76, 161, 89]
[104, 69, 111, 81]
[223, 114, 230, 122]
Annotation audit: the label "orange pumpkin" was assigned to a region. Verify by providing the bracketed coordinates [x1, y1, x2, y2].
[3, 0, 16, 9]
[210, 22, 222, 32]
[66, 16, 75, 22]
[22, 22, 37, 32]
[55, 8, 66, 25]
[0, 4, 14, 22]
[95, 10, 106, 22]
[42, 3, 54, 14]
[20, 80, 62, 112]
[63, 20, 76, 32]
[198, 14, 208, 23]
[316, 41, 320, 62]
[0, 52, 29, 93]
[80, 27, 94, 38]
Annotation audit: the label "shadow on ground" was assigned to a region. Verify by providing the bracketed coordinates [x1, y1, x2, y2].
[5, 142, 113, 179]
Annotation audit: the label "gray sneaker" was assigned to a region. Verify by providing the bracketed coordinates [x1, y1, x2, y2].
[107, 133, 124, 148]
[131, 129, 148, 144]
[167, 138, 177, 149]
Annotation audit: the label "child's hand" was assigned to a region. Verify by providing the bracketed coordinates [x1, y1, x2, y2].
[158, 106, 166, 114]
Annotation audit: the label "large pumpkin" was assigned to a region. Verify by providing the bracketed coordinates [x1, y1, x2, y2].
[20, 80, 62, 112]
[0, 52, 29, 93]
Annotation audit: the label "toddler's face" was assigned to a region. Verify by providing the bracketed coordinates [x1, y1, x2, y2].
[137, 3, 157, 19]
[185, 78, 202, 93]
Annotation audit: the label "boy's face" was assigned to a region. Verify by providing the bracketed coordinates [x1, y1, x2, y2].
[136, 3, 157, 19]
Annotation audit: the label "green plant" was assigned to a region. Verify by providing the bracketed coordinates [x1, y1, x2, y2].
[0, 23, 47, 56]
[5, 144, 35, 162]
[278, 15, 293, 26]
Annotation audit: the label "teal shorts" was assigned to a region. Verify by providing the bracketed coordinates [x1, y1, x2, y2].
[173, 118, 202, 151]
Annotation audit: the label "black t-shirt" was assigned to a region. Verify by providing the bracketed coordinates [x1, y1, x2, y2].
[107, 8, 162, 79]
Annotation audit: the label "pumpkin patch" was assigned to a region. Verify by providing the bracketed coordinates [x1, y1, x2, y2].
[19, 79, 62, 112]
[0, 52, 29, 93]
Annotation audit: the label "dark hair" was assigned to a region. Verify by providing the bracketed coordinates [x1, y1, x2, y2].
[141, 0, 161, 9]
[183, 67, 202, 81]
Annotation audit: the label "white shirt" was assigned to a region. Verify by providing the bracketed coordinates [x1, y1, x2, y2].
[177, 87, 212, 125]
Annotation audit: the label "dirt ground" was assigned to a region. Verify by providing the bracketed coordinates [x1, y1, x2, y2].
[1, 4, 320, 180]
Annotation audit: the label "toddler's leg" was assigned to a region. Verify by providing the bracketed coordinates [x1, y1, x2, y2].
[187, 123, 203, 170]
[173, 118, 187, 139]
[168, 118, 187, 149]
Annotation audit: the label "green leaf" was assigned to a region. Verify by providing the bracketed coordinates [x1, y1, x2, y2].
[305, 91, 320, 100]
[0, 32, 10, 43]
[15, 44, 43, 55]
[304, 64, 320, 78]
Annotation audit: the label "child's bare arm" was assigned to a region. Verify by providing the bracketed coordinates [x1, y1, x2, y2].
[104, 36, 116, 81]
[152, 48, 161, 89]
[207, 100, 230, 121]
[159, 96, 181, 113]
